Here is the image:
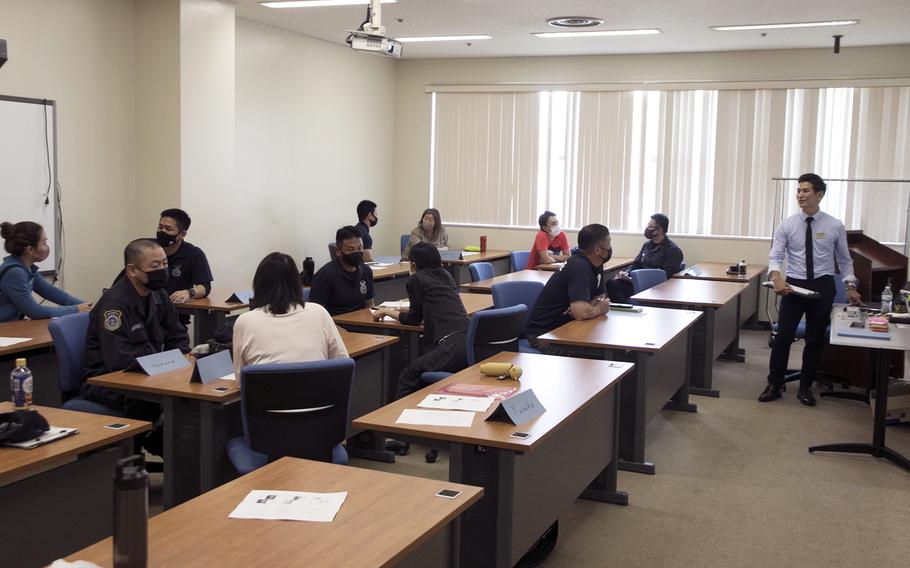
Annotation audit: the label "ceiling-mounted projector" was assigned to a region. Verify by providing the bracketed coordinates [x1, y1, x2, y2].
[346, 0, 402, 58]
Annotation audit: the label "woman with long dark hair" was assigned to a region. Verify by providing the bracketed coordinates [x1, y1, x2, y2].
[401, 208, 449, 260]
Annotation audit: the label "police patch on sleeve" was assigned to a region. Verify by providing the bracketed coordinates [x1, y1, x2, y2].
[103, 310, 123, 332]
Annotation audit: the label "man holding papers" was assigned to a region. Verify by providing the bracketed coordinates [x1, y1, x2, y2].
[760, 173, 861, 406]
[80, 238, 190, 455]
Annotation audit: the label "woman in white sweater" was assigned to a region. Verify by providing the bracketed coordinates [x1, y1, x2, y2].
[232, 252, 348, 376]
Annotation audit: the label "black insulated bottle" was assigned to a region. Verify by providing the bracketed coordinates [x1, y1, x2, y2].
[113, 454, 149, 568]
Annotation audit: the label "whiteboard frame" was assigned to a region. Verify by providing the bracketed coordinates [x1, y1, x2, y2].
[0, 94, 59, 277]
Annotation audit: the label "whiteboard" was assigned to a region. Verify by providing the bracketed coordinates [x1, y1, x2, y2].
[0, 96, 58, 273]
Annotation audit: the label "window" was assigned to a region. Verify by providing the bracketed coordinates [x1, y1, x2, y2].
[430, 85, 910, 242]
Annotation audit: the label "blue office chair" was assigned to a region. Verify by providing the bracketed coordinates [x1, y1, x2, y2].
[420, 305, 526, 387]
[510, 250, 530, 272]
[303, 287, 311, 301]
[491, 280, 545, 353]
[328, 242, 337, 258]
[226, 358, 354, 475]
[678, 261, 686, 273]
[773, 278, 850, 389]
[400, 234, 410, 255]
[630, 268, 667, 295]
[469, 262, 495, 282]
[48, 312, 125, 417]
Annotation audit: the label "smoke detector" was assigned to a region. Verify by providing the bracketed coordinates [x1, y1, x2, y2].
[547, 17, 604, 28]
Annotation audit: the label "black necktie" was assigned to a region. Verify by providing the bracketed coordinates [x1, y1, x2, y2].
[805, 216, 814, 280]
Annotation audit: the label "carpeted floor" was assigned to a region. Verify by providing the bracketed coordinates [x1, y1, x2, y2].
[350, 329, 910, 567]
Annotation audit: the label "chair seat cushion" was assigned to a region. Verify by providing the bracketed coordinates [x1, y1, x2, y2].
[228, 437, 348, 474]
[62, 398, 125, 417]
[518, 338, 543, 354]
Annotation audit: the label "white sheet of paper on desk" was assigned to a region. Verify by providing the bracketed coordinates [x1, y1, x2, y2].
[417, 394, 495, 413]
[378, 300, 410, 310]
[229, 490, 347, 522]
[461, 251, 480, 257]
[396, 408, 475, 427]
[369, 262, 394, 268]
[0, 337, 31, 348]
[219, 373, 236, 381]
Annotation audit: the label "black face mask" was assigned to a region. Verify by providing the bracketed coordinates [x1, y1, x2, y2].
[341, 252, 363, 267]
[143, 268, 169, 291]
[156, 231, 178, 248]
[369, 215, 378, 228]
[600, 247, 613, 265]
[644, 227, 658, 240]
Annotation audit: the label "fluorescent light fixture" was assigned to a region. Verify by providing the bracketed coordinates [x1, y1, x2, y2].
[396, 35, 493, 43]
[711, 20, 858, 31]
[261, 0, 396, 8]
[533, 29, 661, 38]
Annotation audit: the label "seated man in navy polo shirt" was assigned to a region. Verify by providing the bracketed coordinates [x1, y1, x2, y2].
[155, 208, 213, 325]
[526, 223, 613, 356]
[309, 225, 375, 316]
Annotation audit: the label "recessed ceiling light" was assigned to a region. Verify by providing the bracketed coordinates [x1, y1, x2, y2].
[533, 29, 661, 38]
[711, 20, 858, 31]
[261, 0, 397, 8]
[547, 17, 604, 29]
[396, 35, 493, 43]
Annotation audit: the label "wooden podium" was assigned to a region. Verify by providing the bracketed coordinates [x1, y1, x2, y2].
[821, 231, 907, 387]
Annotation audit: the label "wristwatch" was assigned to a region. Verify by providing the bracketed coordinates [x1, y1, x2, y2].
[187, 287, 197, 299]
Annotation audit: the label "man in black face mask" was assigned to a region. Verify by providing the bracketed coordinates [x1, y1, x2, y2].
[309, 226, 375, 316]
[526, 224, 612, 356]
[355, 200, 378, 263]
[80, 239, 190, 454]
[156, 208, 213, 309]
[606, 213, 684, 304]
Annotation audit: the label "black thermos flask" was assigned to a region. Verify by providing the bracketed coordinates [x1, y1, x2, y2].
[302, 256, 315, 286]
[113, 454, 149, 568]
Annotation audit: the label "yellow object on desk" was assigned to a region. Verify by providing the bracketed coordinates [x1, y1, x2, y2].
[479, 361, 523, 380]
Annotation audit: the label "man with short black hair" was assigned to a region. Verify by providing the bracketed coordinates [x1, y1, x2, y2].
[606, 213, 683, 304]
[355, 200, 378, 262]
[309, 226, 375, 316]
[81, 238, 190, 455]
[526, 224, 612, 356]
[526, 210, 571, 269]
[759, 173, 861, 406]
[155, 208, 213, 309]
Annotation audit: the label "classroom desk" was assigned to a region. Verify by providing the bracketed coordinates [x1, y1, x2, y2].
[537, 306, 702, 474]
[354, 351, 632, 568]
[86, 331, 398, 508]
[0, 317, 62, 406]
[461, 269, 552, 294]
[674, 262, 767, 326]
[537, 256, 634, 277]
[370, 261, 413, 303]
[175, 289, 249, 346]
[444, 250, 512, 284]
[0, 403, 151, 568]
[632, 279, 748, 397]
[808, 306, 910, 473]
[67, 457, 484, 568]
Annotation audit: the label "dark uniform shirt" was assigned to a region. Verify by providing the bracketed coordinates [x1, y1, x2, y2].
[630, 237, 684, 279]
[355, 221, 373, 251]
[165, 240, 213, 296]
[527, 254, 606, 337]
[309, 258, 375, 316]
[399, 268, 468, 347]
[82, 276, 190, 381]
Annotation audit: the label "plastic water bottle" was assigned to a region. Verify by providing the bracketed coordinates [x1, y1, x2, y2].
[738, 259, 747, 275]
[301, 257, 315, 286]
[10, 358, 33, 409]
[881, 281, 893, 314]
[113, 455, 149, 568]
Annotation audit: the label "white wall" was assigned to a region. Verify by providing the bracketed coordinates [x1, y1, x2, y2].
[0, 0, 137, 300]
[233, 18, 397, 284]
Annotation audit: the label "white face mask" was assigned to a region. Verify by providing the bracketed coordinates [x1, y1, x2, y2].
[422, 221, 434, 232]
[549, 225, 561, 237]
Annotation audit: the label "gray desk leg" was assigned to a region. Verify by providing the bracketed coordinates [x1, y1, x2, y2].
[665, 328, 698, 413]
[614, 350, 655, 475]
[718, 295, 746, 362]
[190, 310, 225, 346]
[690, 308, 720, 398]
[346, 348, 396, 463]
[582, 389, 631, 502]
[163, 396, 203, 509]
[163, 396, 176, 509]
[200, 401, 215, 493]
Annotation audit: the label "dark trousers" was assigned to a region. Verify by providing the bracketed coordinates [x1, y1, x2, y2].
[768, 275, 836, 388]
[395, 336, 468, 399]
[527, 336, 598, 359]
[80, 383, 164, 456]
[606, 278, 635, 304]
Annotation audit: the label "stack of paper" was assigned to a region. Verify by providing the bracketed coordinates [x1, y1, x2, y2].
[0, 337, 31, 348]
[417, 394, 495, 413]
[229, 490, 347, 522]
[396, 409, 475, 428]
[868, 316, 890, 333]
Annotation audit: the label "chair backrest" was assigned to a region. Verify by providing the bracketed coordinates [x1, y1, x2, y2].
[468, 262, 494, 282]
[400, 234, 410, 254]
[303, 287, 311, 301]
[630, 268, 667, 294]
[491, 280, 545, 335]
[834, 276, 848, 303]
[466, 304, 526, 364]
[510, 250, 530, 272]
[48, 312, 90, 395]
[240, 358, 355, 464]
[327, 242, 337, 258]
[678, 261, 686, 272]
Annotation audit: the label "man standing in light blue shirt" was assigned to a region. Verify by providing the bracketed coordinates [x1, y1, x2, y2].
[760, 173, 862, 406]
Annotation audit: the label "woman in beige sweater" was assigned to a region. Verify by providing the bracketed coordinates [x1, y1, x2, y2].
[232, 252, 347, 376]
[401, 208, 449, 260]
